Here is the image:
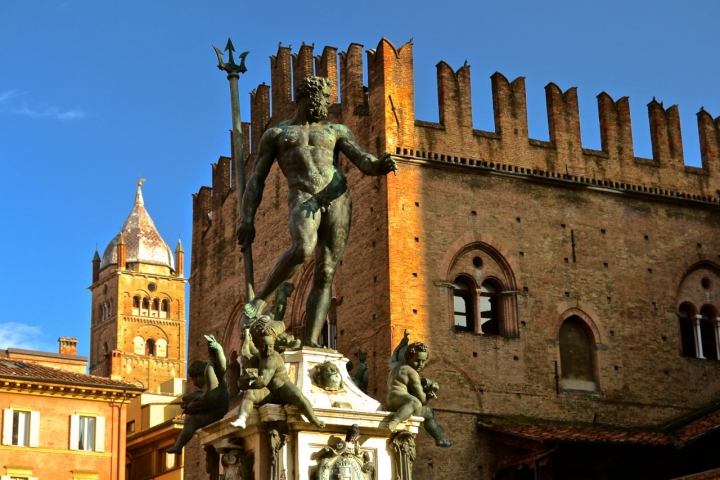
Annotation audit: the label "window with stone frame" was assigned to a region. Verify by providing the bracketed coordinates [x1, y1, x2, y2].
[700, 305, 719, 360]
[559, 316, 597, 392]
[453, 276, 475, 332]
[678, 303, 697, 357]
[480, 280, 501, 335]
[132, 295, 141, 315]
[446, 243, 519, 338]
[676, 266, 720, 360]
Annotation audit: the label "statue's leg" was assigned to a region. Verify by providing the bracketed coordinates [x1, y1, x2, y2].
[167, 409, 225, 453]
[279, 383, 325, 428]
[245, 192, 320, 318]
[418, 406, 453, 447]
[304, 192, 351, 347]
[387, 393, 422, 431]
[230, 388, 271, 429]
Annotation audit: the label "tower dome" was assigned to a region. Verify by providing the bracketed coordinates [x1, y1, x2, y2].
[101, 182, 175, 270]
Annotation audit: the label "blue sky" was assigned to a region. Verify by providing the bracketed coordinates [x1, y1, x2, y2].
[1, 1, 718, 357]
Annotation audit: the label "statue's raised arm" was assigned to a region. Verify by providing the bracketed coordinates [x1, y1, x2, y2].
[390, 329, 411, 370]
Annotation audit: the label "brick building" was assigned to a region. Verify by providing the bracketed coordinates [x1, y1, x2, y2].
[188, 38, 720, 479]
[0, 339, 143, 480]
[90, 182, 187, 393]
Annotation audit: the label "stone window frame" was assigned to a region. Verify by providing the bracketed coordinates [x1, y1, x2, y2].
[442, 238, 520, 338]
[557, 314, 600, 393]
[672, 260, 720, 361]
[676, 301, 720, 360]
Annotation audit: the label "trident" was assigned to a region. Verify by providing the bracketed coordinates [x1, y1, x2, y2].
[213, 38, 254, 301]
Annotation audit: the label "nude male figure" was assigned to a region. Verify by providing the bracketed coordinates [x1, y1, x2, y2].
[236, 76, 397, 348]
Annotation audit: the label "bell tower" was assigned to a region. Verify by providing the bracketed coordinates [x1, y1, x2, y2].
[89, 181, 186, 392]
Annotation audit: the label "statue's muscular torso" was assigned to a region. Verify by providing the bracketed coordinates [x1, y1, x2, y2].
[265, 120, 351, 195]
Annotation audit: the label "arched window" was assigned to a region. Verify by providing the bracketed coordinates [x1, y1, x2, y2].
[678, 303, 697, 358]
[700, 306, 719, 360]
[155, 338, 167, 358]
[107, 299, 113, 319]
[97, 305, 104, 324]
[141, 297, 150, 316]
[453, 276, 475, 332]
[559, 317, 597, 392]
[132, 296, 141, 316]
[151, 298, 160, 318]
[133, 336, 145, 355]
[320, 298, 338, 350]
[103, 342, 109, 355]
[145, 338, 156, 356]
[160, 299, 170, 319]
[480, 280, 500, 335]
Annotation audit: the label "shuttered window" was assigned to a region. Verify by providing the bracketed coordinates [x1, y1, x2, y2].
[2, 409, 39, 447]
[69, 414, 105, 452]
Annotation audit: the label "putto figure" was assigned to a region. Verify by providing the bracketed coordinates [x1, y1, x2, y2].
[230, 320, 325, 429]
[386, 330, 452, 447]
[237, 75, 397, 347]
[167, 335, 229, 454]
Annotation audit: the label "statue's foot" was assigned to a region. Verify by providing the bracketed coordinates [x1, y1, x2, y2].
[436, 438, 453, 448]
[166, 445, 183, 454]
[387, 419, 400, 432]
[288, 339, 302, 349]
[304, 340, 324, 348]
[312, 419, 325, 428]
[229, 416, 247, 429]
[244, 299, 266, 319]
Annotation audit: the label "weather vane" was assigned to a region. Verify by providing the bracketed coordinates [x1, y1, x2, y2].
[212, 38, 253, 300]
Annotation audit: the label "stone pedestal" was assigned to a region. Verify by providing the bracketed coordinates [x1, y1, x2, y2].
[197, 348, 422, 480]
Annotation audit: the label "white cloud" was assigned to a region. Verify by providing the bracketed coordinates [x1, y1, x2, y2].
[5, 102, 87, 121]
[0, 90, 22, 103]
[0, 322, 55, 351]
[0, 91, 86, 121]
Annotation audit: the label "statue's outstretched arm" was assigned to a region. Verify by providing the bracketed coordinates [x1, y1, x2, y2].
[337, 126, 397, 176]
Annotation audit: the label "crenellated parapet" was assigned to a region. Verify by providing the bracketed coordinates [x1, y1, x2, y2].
[194, 37, 720, 227]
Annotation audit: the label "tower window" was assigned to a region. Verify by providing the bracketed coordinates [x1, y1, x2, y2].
[145, 338, 156, 356]
[132, 296, 140, 316]
[453, 276, 475, 332]
[679, 304, 697, 357]
[151, 298, 160, 317]
[480, 280, 500, 335]
[700, 305, 718, 360]
[160, 299, 170, 318]
[142, 297, 150, 316]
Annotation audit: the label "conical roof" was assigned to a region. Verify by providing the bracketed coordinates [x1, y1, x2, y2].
[101, 183, 175, 270]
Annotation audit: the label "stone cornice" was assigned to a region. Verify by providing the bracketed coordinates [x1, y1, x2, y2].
[0, 378, 143, 401]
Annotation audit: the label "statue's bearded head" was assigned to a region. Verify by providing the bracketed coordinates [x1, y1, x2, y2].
[297, 76, 333, 122]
